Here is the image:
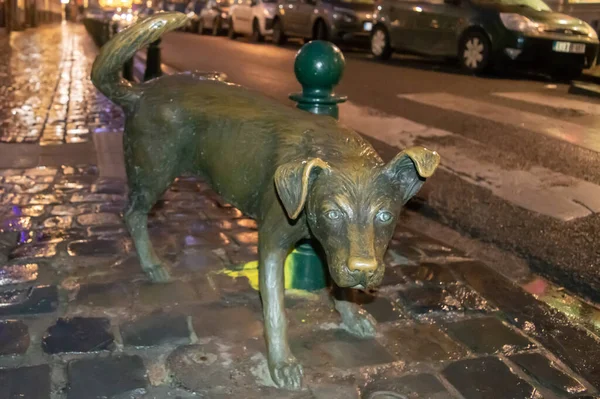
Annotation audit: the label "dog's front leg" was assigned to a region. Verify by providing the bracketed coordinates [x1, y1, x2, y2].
[259, 236, 303, 390]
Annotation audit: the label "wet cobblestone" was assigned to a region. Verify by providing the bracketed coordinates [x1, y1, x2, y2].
[42, 317, 114, 353]
[0, 319, 30, 355]
[0, 365, 51, 399]
[0, 22, 597, 399]
[0, 24, 123, 144]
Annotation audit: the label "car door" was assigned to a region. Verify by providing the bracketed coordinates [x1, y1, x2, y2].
[281, 0, 303, 35]
[416, 0, 466, 56]
[235, 0, 253, 32]
[201, 0, 215, 27]
[293, 0, 315, 37]
[387, 0, 424, 53]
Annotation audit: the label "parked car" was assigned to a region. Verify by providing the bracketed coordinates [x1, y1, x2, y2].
[228, 0, 278, 41]
[371, 0, 599, 79]
[184, 0, 207, 31]
[271, 0, 375, 45]
[198, 0, 231, 35]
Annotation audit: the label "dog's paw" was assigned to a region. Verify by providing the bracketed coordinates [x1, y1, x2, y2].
[146, 265, 171, 283]
[269, 356, 303, 390]
[343, 308, 377, 338]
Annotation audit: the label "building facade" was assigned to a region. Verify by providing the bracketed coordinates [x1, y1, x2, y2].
[1, 0, 63, 32]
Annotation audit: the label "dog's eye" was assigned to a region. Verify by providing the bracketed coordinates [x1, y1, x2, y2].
[325, 210, 342, 221]
[376, 211, 393, 224]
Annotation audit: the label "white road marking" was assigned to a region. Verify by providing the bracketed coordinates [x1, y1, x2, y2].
[493, 91, 600, 116]
[339, 101, 600, 221]
[399, 92, 600, 154]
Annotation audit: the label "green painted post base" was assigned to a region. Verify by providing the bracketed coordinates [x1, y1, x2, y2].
[285, 243, 327, 291]
[286, 40, 348, 291]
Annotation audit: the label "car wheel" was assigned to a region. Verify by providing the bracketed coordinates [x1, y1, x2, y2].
[212, 18, 221, 36]
[252, 18, 264, 42]
[313, 19, 328, 41]
[228, 19, 238, 39]
[197, 18, 205, 34]
[272, 19, 287, 45]
[460, 31, 491, 73]
[370, 26, 392, 60]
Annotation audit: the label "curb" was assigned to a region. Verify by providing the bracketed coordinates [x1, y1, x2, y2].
[569, 80, 600, 99]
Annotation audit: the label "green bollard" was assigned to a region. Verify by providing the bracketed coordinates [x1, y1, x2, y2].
[286, 40, 348, 292]
[289, 40, 347, 119]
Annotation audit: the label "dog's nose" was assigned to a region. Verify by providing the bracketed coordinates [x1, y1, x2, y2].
[348, 257, 377, 273]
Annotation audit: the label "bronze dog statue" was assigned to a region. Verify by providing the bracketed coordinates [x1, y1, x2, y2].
[91, 12, 440, 390]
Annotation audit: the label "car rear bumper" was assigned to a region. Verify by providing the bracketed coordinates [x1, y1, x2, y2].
[495, 34, 599, 70]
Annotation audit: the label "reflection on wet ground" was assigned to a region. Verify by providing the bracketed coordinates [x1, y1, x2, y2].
[0, 23, 123, 144]
[523, 275, 600, 338]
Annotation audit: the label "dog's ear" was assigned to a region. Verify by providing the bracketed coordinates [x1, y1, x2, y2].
[274, 158, 330, 220]
[383, 146, 440, 204]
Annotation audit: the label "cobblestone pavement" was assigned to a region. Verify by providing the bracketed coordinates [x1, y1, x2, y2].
[1, 23, 600, 399]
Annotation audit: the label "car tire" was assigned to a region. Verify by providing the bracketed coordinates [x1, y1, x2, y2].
[197, 18, 205, 34]
[459, 31, 491, 74]
[228, 19, 238, 39]
[252, 18, 264, 42]
[272, 19, 286, 45]
[313, 19, 328, 41]
[370, 26, 392, 60]
[212, 18, 221, 36]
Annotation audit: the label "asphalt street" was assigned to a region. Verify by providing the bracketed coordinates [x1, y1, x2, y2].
[156, 31, 600, 302]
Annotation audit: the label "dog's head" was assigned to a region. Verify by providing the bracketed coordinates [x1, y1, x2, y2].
[275, 146, 440, 290]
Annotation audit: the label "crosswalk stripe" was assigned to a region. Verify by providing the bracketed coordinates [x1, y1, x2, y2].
[339, 101, 600, 221]
[493, 91, 600, 116]
[398, 92, 600, 154]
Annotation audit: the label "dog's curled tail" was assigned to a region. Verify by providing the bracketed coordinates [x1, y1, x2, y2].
[91, 11, 188, 109]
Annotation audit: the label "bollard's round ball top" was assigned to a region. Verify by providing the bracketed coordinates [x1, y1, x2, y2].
[294, 40, 345, 93]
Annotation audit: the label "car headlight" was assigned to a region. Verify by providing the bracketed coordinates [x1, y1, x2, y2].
[584, 21, 598, 39]
[499, 13, 539, 33]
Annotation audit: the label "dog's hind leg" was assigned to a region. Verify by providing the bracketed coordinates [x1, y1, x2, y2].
[125, 194, 170, 283]
[124, 157, 176, 283]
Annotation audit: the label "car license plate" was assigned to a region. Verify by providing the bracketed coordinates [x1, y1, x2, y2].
[363, 22, 373, 31]
[553, 41, 586, 54]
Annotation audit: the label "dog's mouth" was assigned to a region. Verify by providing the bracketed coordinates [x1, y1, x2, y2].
[331, 270, 381, 290]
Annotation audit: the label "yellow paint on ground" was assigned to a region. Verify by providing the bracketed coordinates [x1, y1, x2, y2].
[222, 260, 260, 290]
[218, 249, 321, 301]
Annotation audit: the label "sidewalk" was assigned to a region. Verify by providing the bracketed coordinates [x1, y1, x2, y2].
[0, 22, 599, 399]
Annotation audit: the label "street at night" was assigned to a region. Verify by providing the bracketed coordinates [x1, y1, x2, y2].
[158, 31, 600, 300]
[1, 4, 600, 398]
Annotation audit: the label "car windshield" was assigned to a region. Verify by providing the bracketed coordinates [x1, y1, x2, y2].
[471, 0, 551, 11]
